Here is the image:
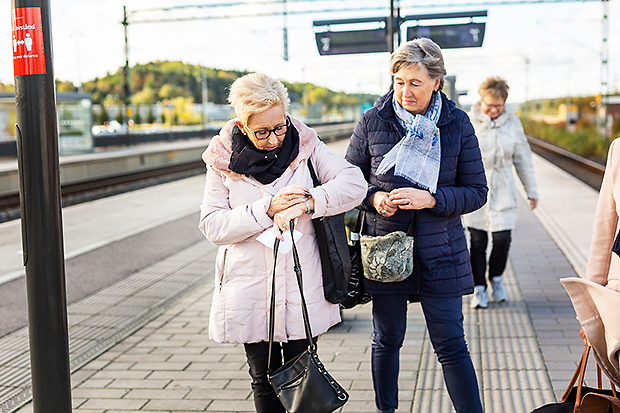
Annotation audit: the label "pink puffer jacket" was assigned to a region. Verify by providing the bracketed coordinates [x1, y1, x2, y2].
[586, 138, 620, 293]
[199, 116, 367, 344]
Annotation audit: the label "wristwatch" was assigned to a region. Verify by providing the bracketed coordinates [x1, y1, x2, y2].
[303, 199, 313, 214]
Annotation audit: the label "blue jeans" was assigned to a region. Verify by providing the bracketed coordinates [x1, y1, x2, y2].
[371, 294, 483, 413]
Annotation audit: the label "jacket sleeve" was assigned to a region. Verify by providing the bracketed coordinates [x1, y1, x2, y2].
[345, 114, 383, 211]
[198, 167, 274, 246]
[585, 138, 620, 286]
[431, 115, 488, 217]
[512, 119, 539, 200]
[310, 140, 367, 217]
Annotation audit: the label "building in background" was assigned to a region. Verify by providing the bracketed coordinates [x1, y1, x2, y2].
[0, 92, 93, 157]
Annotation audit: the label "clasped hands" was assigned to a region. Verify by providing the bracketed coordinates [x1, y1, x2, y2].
[267, 184, 314, 240]
[371, 187, 436, 218]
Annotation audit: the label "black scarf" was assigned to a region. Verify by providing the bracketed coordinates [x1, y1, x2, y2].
[228, 122, 299, 184]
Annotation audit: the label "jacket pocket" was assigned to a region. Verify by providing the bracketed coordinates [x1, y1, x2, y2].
[216, 246, 229, 292]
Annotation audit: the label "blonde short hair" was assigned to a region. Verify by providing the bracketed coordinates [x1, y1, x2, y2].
[390, 38, 447, 90]
[227, 73, 290, 125]
[478, 77, 509, 101]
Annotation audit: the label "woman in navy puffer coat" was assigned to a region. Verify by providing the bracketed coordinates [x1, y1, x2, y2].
[345, 39, 487, 413]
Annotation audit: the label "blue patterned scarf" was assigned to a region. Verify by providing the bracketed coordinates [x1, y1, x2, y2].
[376, 92, 442, 194]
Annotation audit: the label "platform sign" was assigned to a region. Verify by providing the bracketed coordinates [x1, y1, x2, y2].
[407, 23, 485, 49]
[11, 7, 46, 76]
[315, 29, 388, 55]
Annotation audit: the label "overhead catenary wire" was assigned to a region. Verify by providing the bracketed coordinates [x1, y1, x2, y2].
[124, 0, 601, 24]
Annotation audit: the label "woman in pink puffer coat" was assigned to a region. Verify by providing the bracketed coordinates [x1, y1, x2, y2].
[199, 73, 366, 413]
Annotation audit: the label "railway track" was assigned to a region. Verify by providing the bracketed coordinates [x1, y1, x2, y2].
[0, 160, 205, 217]
[526, 135, 606, 191]
[0, 132, 607, 221]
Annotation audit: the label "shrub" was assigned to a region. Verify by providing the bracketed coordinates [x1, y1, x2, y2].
[520, 118, 609, 163]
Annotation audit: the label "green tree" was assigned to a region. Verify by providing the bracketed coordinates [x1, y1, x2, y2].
[146, 107, 156, 124]
[0, 81, 15, 92]
[97, 105, 109, 124]
[56, 79, 77, 93]
[134, 106, 142, 124]
[132, 87, 158, 105]
[115, 108, 124, 124]
[158, 84, 185, 100]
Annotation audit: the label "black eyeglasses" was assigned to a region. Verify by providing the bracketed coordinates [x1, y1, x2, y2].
[250, 118, 289, 140]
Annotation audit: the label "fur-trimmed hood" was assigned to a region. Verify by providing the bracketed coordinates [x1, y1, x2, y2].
[470, 100, 514, 129]
[202, 115, 319, 180]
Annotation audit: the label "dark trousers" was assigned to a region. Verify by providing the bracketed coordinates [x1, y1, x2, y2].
[243, 339, 311, 413]
[371, 294, 483, 413]
[468, 228, 512, 288]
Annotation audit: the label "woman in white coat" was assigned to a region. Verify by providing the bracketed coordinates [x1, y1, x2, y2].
[463, 77, 539, 309]
[199, 73, 366, 413]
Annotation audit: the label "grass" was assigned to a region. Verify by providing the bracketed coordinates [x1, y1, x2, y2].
[520, 118, 610, 164]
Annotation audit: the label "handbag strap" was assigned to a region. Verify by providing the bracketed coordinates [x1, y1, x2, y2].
[406, 210, 418, 237]
[560, 342, 619, 412]
[307, 158, 320, 188]
[350, 210, 365, 243]
[561, 344, 590, 403]
[267, 237, 281, 374]
[289, 220, 316, 348]
[355, 207, 418, 237]
[267, 220, 316, 374]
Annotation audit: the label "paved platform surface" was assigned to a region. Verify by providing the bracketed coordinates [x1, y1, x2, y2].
[4, 139, 608, 412]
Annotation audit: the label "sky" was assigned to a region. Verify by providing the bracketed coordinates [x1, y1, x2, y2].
[1, 0, 619, 107]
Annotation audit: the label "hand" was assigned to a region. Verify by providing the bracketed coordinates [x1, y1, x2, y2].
[273, 203, 307, 240]
[529, 198, 538, 210]
[389, 188, 437, 210]
[370, 191, 397, 217]
[267, 185, 311, 218]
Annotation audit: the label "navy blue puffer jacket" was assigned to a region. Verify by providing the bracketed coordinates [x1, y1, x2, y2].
[345, 90, 488, 298]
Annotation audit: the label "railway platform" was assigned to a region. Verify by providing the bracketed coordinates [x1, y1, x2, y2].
[0, 138, 607, 413]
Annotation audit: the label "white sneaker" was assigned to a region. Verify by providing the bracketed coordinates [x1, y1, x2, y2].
[470, 285, 488, 309]
[491, 276, 508, 302]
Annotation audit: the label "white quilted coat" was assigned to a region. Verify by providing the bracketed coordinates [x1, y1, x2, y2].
[462, 102, 538, 232]
[199, 116, 367, 344]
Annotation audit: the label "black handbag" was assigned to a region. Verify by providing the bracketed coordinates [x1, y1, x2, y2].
[339, 210, 371, 309]
[531, 343, 619, 413]
[267, 220, 349, 413]
[307, 159, 351, 304]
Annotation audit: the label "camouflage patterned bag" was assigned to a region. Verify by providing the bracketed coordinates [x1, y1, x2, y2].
[360, 212, 417, 283]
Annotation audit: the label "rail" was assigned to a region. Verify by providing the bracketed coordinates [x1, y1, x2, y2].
[1, 128, 606, 218]
[0, 121, 357, 157]
[0, 122, 357, 216]
[526, 135, 605, 191]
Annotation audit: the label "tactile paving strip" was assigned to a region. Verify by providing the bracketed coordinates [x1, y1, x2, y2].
[0, 240, 216, 413]
[406, 263, 556, 413]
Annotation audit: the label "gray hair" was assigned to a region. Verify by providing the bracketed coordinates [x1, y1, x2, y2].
[390, 38, 447, 90]
[227, 73, 290, 125]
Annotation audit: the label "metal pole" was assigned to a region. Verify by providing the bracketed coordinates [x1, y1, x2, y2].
[601, 0, 609, 138]
[123, 5, 131, 125]
[10, 0, 72, 412]
[387, 0, 395, 53]
[282, 0, 288, 61]
[201, 66, 208, 127]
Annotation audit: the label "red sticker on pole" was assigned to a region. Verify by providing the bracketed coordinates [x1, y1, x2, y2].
[11, 7, 46, 76]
